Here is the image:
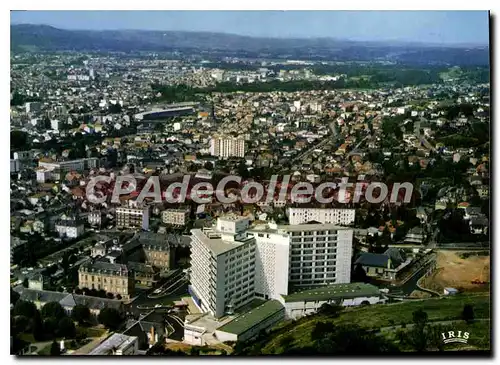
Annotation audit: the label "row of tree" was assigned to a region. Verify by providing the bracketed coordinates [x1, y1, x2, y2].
[11, 293, 124, 344]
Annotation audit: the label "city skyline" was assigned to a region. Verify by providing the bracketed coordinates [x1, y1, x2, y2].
[11, 10, 490, 45]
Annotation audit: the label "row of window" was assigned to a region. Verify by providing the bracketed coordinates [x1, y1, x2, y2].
[291, 255, 337, 262]
[290, 273, 336, 280]
[291, 230, 338, 236]
[83, 275, 127, 286]
[290, 261, 337, 268]
[291, 267, 336, 274]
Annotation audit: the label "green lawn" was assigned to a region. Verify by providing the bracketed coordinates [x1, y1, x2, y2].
[261, 293, 490, 353]
[76, 326, 107, 338]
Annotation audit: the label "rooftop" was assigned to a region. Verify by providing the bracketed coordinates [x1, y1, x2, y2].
[191, 228, 252, 256]
[88, 333, 138, 355]
[355, 252, 391, 268]
[80, 261, 129, 275]
[216, 300, 284, 335]
[279, 223, 353, 232]
[281, 283, 381, 303]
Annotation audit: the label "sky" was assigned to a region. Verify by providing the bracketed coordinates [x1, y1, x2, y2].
[10, 10, 490, 45]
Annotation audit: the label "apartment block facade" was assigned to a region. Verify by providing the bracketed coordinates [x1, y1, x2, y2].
[116, 206, 150, 230]
[209, 137, 246, 158]
[78, 261, 135, 300]
[189, 216, 256, 317]
[162, 208, 190, 226]
[282, 223, 353, 287]
[247, 224, 290, 300]
[188, 216, 354, 318]
[288, 207, 355, 226]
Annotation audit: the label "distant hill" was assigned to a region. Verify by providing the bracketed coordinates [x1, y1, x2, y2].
[10, 24, 490, 66]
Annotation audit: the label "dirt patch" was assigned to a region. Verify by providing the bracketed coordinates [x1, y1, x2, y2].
[166, 342, 192, 352]
[421, 251, 490, 293]
[409, 290, 432, 299]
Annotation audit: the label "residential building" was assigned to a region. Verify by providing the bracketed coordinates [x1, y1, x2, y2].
[209, 137, 246, 158]
[88, 211, 103, 227]
[142, 241, 172, 271]
[162, 207, 190, 226]
[10, 159, 21, 173]
[39, 157, 98, 174]
[14, 286, 125, 316]
[127, 261, 159, 287]
[470, 216, 488, 235]
[13, 150, 36, 161]
[189, 216, 256, 317]
[287, 207, 355, 226]
[247, 223, 290, 300]
[25, 101, 42, 113]
[55, 217, 84, 239]
[280, 223, 354, 288]
[116, 206, 150, 230]
[78, 261, 135, 300]
[404, 227, 425, 244]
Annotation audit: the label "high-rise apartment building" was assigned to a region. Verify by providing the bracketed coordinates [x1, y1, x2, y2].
[189, 216, 256, 317]
[189, 216, 354, 318]
[209, 137, 245, 158]
[282, 223, 353, 287]
[247, 223, 290, 300]
[288, 207, 355, 226]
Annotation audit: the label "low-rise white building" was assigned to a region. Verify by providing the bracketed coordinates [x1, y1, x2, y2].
[215, 300, 285, 343]
[278, 283, 384, 320]
[55, 218, 84, 239]
[88, 333, 139, 355]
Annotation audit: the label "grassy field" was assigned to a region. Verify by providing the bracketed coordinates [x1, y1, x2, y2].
[261, 293, 490, 353]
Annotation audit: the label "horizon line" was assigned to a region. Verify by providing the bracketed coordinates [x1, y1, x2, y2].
[10, 22, 490, 48]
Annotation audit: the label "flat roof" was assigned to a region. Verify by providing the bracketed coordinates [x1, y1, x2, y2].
[281, 283, 381, 303]
[88, 333, 137, 355]
[279, 223, 352, 232]
[191, 229, 252, 256]
[216, 300, 284, 335]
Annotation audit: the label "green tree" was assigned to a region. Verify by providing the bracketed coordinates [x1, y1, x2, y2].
[97, 308, 123, 330]
[408, 309, 429, 352]
[412, 309, 428, 327]
[41, 302, 66, 319]
[311, 321, 334, 341]
[71, 305, 91, 325]
[13, 300, 38, 318]
[318, 303, 343, 317]
[12, 315, 30, 334]
[311, 324, 399, 354]
[32, 312, 44, 341]
[50, 340, 61, 356]
[10, 288, 20, 305]
[11, 130, 29, 150]
[462, 304, 475, 324]
[43, 317, 59, 339]
[58, 317, 76, 339]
